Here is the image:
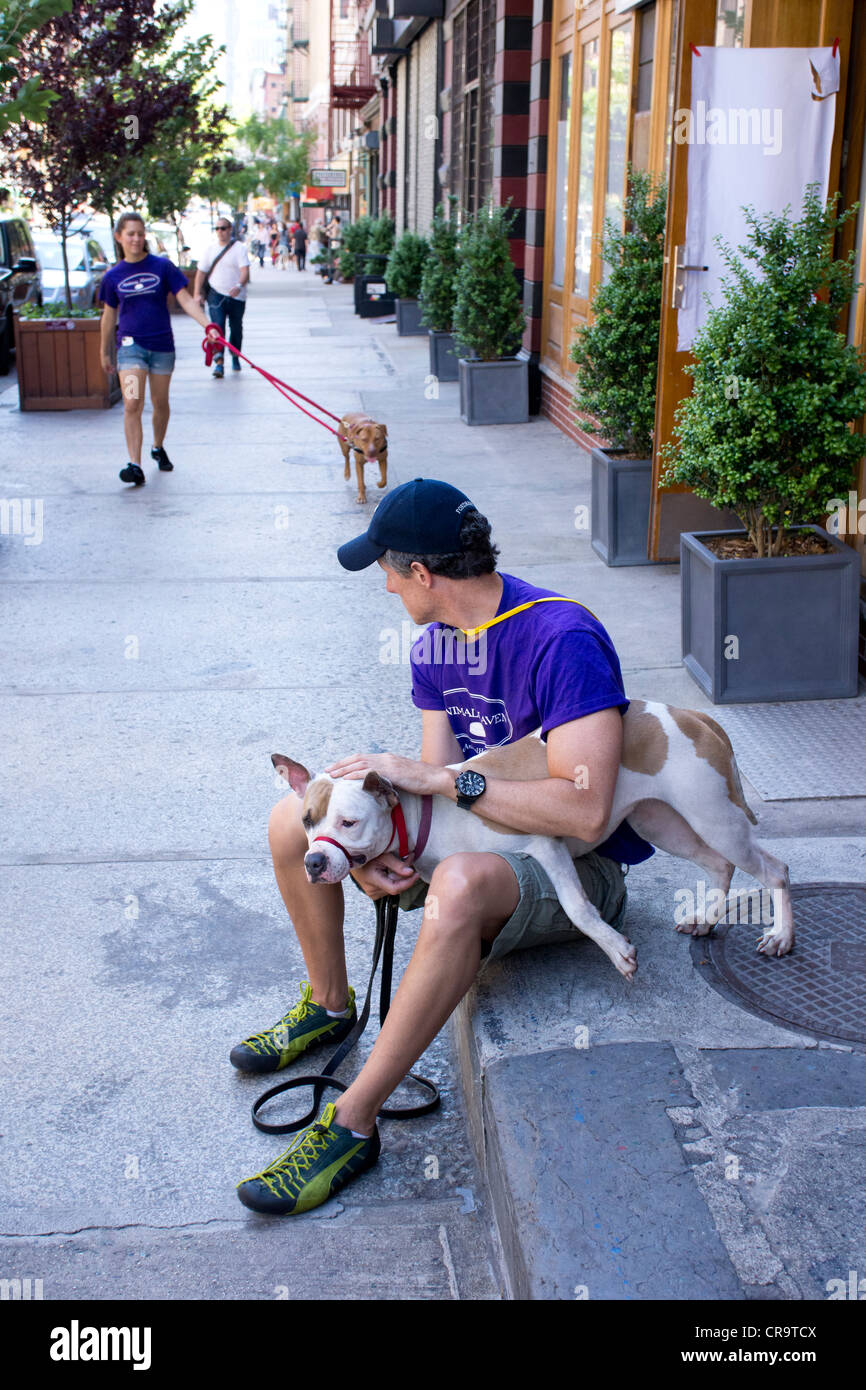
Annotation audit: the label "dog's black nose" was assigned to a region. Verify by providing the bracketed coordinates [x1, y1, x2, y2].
[305, 851, 327, 878]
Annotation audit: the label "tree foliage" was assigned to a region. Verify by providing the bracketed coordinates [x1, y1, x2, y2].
[452, 202, 525, 361]
[0, 0, 226, 304]
[661, 187, 866, 556]
[420, 197, 459, 332]
[363, 211, 394, 273]
[569, 167, 666, 455]
[385, 229, 429, 299]
[0, 0, 72, 134]
[338, 213, 370, 281]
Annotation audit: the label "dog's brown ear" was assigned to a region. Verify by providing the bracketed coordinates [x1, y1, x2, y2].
[272, 754, 312, 796]
[362, 770, 398, 807]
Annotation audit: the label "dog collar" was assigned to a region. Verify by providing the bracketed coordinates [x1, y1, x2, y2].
[388, 797, 433, 861]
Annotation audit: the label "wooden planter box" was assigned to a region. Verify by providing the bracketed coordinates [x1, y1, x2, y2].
[14, 315, 120, 411]
[168, 267, 196, 314]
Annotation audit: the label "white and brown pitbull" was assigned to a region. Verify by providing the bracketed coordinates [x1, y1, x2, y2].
[272, 700, 794, 980]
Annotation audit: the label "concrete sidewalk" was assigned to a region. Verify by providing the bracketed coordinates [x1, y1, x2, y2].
[3, 267, 866, 1302]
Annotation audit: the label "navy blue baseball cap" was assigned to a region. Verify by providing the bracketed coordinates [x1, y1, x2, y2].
[337, 478, 478, 571]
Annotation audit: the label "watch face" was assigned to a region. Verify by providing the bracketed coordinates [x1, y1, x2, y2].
[457, 770, 486, 798]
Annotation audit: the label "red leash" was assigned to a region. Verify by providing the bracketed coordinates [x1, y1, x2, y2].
[202, 324, 344, 438]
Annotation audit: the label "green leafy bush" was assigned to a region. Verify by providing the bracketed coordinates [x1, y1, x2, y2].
[420, 197, 460, 332]
[19, 302, 101, 318]
[338, 215, 371, 282]
[363, 212, 394, 274]
[385, 230, 430, 299]
[570, 167, 666, 455]
[661, 186, 866, 556]
[452, 203, 525, 361]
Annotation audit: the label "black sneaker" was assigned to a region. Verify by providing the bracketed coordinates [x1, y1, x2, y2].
[151, 446, 173, 471]
[230, 981, 357, 1074]
[119, 463, 145, 485]
[231, 356, 241, 372]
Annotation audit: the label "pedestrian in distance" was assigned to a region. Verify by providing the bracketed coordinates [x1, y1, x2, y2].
[270, 225, 279, 266]
[193, 218, 251, 379]
[98, 211, 219, 486]
[278, 223, 291, 270]
[322, 211, 341, 282]
[292, 220, 307, 272]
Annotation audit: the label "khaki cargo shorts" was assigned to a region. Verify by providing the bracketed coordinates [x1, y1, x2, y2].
[397, 849, 628, 969]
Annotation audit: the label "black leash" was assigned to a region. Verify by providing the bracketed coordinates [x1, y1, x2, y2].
[251, 896, 440, 1135]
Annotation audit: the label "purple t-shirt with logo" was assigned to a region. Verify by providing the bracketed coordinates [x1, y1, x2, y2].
[99, 253, 188, 351]
[410, 571, 654, 865]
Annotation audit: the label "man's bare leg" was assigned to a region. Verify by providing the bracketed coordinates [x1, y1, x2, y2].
[267, 795, 350, 1012]
[331, 852, 520, 1135]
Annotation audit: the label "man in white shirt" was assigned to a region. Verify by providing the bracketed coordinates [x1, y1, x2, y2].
[194, 218, 251, 379]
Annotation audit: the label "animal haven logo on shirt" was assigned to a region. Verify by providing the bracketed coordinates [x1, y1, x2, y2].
[444, 688, 513, 754]
[117, 271, 161, 295]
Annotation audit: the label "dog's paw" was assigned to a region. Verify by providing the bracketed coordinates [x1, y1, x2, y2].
[675, 918, 714, 937]
[609, 939, 637, 980]
[377, 479, 387, 488]
[756, 926, 794, 957]
[355, 494, 367, 505]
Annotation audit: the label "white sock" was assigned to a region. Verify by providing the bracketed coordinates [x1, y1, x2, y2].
[350, 1128, 372, 1139]
[325, 1003, 352, 1018]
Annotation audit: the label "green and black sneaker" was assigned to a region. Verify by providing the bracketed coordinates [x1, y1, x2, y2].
[229, 981, 356, 1074]
[236, 1102, 380, 1215]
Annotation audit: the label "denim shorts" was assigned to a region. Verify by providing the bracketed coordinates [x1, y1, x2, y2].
[116, 343, 176, 374]
[398, 849, 628, 969]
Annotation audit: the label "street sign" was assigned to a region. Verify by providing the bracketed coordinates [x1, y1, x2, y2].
[309, 169, 347, 188]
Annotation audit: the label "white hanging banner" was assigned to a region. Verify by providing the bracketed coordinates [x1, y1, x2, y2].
[676, 46, 839, 351]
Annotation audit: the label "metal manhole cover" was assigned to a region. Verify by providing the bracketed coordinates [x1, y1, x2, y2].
[690, 884, 866, 1047]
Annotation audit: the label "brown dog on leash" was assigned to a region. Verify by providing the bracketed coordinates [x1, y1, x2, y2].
[338, 413, 388, 504]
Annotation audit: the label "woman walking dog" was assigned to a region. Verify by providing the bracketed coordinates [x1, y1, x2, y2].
[99, 211, 219, 486]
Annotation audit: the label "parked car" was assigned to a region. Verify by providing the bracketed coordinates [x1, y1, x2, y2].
[32, 230, 111, 309]
[0, 215, 41, 374]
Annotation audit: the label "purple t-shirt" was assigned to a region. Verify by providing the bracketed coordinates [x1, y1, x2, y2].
[410, 572, 654, 865]
[99, 253, 188, 351]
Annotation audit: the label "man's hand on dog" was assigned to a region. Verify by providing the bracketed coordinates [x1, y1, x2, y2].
[326, 752, 450, 798]
[350, 852, 419, 900]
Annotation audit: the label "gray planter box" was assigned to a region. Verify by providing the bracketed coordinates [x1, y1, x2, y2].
[591, 446, 654, 566]
[458, 357, 529, 426]
[429, 329, 458, 382]
[681, 526, 860, 703]
[395, 298, 426, 335]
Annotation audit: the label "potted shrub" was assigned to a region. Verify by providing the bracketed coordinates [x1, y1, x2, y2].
[662, 187, 866, 703]
[421, 197, 460, 381]
[355, 213, 395, 319]
[571, 168, 667, 565]
[385, 230, 430, 335]
[15, 302, 120, 410]
[453, 203, 527, 425]
[340, 214, 371, 292]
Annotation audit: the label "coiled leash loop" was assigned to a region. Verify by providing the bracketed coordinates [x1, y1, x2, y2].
[251, 896, 440, 1135]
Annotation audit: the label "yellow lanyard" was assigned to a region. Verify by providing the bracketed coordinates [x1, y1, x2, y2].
[459, 597, 598, 641]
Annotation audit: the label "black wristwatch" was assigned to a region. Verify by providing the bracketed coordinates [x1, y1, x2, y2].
[454, 769, 486, 809]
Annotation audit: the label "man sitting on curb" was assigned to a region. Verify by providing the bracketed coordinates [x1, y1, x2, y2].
[232, 478, 654, 1214]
